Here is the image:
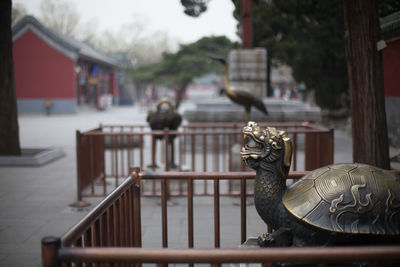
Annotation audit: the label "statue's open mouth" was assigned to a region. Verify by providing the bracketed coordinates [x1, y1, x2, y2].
[240, 134, 264, 160]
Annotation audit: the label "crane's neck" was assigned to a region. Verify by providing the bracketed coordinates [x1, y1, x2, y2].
[222, 61, 233, 95]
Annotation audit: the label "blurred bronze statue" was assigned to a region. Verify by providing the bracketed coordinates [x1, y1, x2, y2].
[210, 56, 268, 122]
[147, 98, 182, 169]
[241, 121, 400, 247]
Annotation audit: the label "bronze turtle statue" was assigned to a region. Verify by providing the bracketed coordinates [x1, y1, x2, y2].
[240, 121, 400, 247]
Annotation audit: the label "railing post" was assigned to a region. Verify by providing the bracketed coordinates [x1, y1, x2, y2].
[328, 128, 334, 164]
[41, 237, 61, 267]
[164, 129, 170, 171]
[98, 126, 106, 194]
[70, 131, 90, 207]
[232, 123, 238, 144]
[76, 130, 83, 202]
[163, 129, 174, 204]
[151, 134, 156, 170]
[132, 167, 142, 248]
[305, 128, 334, 170]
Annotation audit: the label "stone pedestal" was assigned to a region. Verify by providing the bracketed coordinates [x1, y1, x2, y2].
[239, 237, 260, 248]
[229, 48, 267, 98]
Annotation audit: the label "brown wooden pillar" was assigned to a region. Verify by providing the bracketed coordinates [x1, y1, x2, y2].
[41, 237, 61, 267]
[242, 0, 253, 48]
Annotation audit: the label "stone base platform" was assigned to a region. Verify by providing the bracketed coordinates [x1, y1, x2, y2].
[0, 147, 65, 166]
[183, 98, 321, 123]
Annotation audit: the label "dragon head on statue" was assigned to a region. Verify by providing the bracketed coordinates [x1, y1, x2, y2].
[240, 121, 292, 177]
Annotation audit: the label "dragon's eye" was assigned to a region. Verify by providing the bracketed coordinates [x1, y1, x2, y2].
[271, 141, 281, 150]
[245, 136, 259, 149]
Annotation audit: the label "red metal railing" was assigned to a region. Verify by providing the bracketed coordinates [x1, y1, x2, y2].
[75, 122, 334, 201]
[43, 169, 400, 267]
[139, 171, 307, 247]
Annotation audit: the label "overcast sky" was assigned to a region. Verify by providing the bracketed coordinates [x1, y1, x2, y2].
[14, 0, 239, 44]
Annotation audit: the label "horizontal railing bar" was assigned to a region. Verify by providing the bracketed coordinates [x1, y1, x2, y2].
[83, 131, 238, 136]
[142, 191, 257, 197]
[81, 193, 118, 198]
[100, 124, 147, 127]
[182, 122, 323, 129]
[61, 175, 136, 247]
[140, 171, 307, 180]
[140, 170, 400, 180]
[81, 128, 332, 136]
[99, 122, 317, 129]
[183, 123, 330, 132]
[57, 246, 400, 263]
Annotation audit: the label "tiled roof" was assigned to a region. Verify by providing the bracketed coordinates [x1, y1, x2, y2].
[380, 11, 400, 40]
[12, 15, 118, 67]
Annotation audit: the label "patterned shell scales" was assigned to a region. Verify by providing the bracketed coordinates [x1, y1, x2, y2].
[282, 163, 400, 235]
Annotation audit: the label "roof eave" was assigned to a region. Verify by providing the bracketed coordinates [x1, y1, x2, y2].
[12, 16, 80, 61]
[78, 54, 119, 68]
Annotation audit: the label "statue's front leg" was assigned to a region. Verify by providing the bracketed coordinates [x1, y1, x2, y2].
[257, 227, 292, 247]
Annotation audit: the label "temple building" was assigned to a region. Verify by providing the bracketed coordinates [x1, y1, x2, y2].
[12, 15, 119, 114]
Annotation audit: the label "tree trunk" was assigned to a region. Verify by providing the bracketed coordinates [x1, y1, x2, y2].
[174, 83, 188, 110]
[343, 0, 390, 169]
[0, 0, 21, 155]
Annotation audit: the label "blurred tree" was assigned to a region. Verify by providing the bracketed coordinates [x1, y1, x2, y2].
[181, 0, 210, 17]
[269, 0, 348, 110]
[182, 0, 396, 168]
[182, 0, 348, 110]
[0, 0, 21, 155]
[39, 0, 80, 37]
[182, 0, 397, 112]
[94, 15, 176, 67]
[344, 0, 390, 169]
[242, 0, 347, 109]
[133, 36, 232, 108]
[38, 0, 98, 41]
[11, 2, 26, 25]
[379, 0, 400, 17]
[38, 0, 172, 66]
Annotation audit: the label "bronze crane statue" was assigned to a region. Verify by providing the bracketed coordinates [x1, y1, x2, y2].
[210, 56, 268, 122]
[147, 98, 182, 169]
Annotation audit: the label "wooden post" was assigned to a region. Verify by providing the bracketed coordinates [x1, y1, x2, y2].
[305, 130, 334, 171]
[69, 130, 90, 207]
[132, 167, 142, 248]
[41, 237, 61, 267]
[241, 0, 253, 48]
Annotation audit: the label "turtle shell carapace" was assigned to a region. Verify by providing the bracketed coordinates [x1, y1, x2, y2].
[283, 163, 400, 235]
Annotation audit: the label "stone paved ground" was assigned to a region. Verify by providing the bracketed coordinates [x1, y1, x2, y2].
[0, 103, 357, 267]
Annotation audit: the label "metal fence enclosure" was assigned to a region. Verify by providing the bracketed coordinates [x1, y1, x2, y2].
[43, 169, 400, 267]
[75, 122, 334, 201]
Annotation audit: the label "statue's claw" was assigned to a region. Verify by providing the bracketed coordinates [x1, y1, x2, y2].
[257, 228, 293, 247]
[257, 233, 277, 247]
